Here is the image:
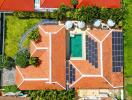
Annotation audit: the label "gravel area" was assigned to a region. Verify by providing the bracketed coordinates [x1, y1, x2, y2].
[1, 68, 16, 86]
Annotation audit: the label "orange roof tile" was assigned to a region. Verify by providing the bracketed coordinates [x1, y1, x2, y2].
[70, 60, 100, 75]
[16, 25, 66, 90]
[40, 0, 72, 8]
[0, 0, 34, 11]
[102, 33, 123, 87]
[72, 77, 112, 89]
[18, 81, 64, 90]
[52, 27, 66, 88]
[16, 25, 123, 90]
[77, 0, 121, 8]
[88, 29, 110, 41]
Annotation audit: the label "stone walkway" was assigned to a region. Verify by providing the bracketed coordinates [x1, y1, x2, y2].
[1, 68, 16, 86]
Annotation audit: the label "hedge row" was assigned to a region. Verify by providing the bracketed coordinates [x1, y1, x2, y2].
[13, 5, 124, 25]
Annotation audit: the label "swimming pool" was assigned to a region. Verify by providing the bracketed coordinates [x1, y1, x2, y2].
[70, 34, 82, 57]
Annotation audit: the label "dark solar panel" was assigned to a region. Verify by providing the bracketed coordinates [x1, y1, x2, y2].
[69, 64, 76, 84]
[66, 61, 69, 83]
[66, 74, 69, 81]
[112, 32, 123, 72]
[86, 36, 98, 68]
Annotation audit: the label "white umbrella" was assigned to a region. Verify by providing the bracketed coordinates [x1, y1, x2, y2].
[65, 21, 73, 29]
[93, 19, 101, 27]
[107, 19, 115, 27]
[77, 21, 85, 29]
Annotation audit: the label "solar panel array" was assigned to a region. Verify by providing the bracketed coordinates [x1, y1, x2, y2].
[66, 61, 69, 83]
[66, 61, 75, 84]
[112, 32, 123, 72]
[69, 64, 75, 84]
[86, 36, 98, 68]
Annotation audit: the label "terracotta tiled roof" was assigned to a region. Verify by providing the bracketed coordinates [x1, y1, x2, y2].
[70, 60, 100, 75]
[71, 77, 112, 89]
[77, 0, 121, 8]
[16, 25, 123, 90]
[88, 29, 110, 41]
[102, 32, 123, 87]
[16, 25, 66, 90]
[52, 27, 66, 88]
[69, 29, 123, 89]
[0, 0, 34, 11]
[18, 81, 64, 90]
[40, 0, 72, 8]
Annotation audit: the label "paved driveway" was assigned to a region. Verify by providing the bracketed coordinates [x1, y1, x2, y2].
[1, 68, 16, 86]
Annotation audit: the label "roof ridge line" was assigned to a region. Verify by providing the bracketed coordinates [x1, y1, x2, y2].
[101, 29, 113, 42]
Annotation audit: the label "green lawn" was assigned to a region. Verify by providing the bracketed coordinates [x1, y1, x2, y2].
[124, 0, 132, 98]
[124, 0, 132, 76]
[5, 15, 40, 58]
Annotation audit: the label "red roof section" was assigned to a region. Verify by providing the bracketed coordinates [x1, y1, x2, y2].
[16, 25, 123, 90]
[0, 0, 34, 11]
[18, 81, 64, 90]
[69, 29, 123, 89]
[72, 77, 112, 89]
[52, 27, 66, 88]
[16, 25, 66, 90]
[77, 0, 121, 8]
[40, 0, 72, 8]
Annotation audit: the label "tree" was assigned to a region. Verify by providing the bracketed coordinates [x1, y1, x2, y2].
[29, 28, 40, 42]
[3, 56, 15, 69]
[29, 57, 40, 67]
[0, 55, 15, 70]
[71, 0, 78, 8]
[27, 89, 75, 100]
[15, 49, 30, 67]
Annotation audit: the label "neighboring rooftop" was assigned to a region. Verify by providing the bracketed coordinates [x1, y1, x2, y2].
[0, 0, 34, 11]
[0, 0, 121, 11]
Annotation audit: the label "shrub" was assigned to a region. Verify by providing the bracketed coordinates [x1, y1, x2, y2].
[28, 89, 75, 100]
[44, 11, 50, 19]
[13, 12, 43, 18]
[29, 57, 40, 66]
[29, 29, 40, 42]
[2, 85, 19, 93]
[99, 8, 110, 21]
[13, 6, 124, 27]
[74, 6, 87, 21]
[66, 11, 73, 19]
[71, 0, 78, 8]
[15, 49, 30, 67]
[0, 55, 4, 69]
[3, 56, 15, 69]
[0, 55, 15, 69]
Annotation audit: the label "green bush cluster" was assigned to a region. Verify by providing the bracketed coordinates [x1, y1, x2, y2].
[13, 5, 124, 26]
[29, 57, 40, 67]
[2, 85, 19, 93]
[15, 49, 40, 67]
[15, 49, 30, 67]
[71, 0, 78, 8]
[29, 28, 40, 42]
[27, 89, 75, 100]
[0, 55, 15, 70]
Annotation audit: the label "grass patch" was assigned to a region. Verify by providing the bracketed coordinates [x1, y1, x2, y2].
[124, 0, 132, 76]
[124, 0, 132, 98]
[125, 84, 132, 97]
[5, 15, 40, 58]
